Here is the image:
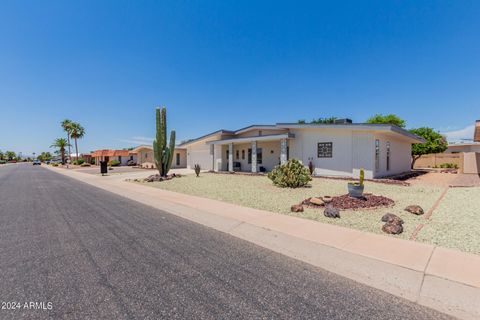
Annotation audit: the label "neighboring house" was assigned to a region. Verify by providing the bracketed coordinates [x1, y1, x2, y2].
[130, 145, 187, 169]
[90, 149, 137, 166]
[178, 120, 424, 179]
[414, 120, 480, 174]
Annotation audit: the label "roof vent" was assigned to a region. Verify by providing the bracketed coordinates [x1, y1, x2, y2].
[334, 118, 353, 124]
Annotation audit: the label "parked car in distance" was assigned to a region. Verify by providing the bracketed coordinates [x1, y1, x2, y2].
[33, 160, 41, 165]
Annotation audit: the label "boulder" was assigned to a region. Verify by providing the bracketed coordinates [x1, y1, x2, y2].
[309, 197, 324, 206]
[404, 205, 424, 216]
[382, 223, 403, 235]
[381, 213, 404, 225]
[324, 206, 340, 218]
[291, 204, 304, 213]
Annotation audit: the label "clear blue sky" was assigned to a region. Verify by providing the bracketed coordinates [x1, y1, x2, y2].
[1, 1, 479, 155]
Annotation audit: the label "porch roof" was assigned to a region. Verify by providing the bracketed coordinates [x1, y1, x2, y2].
[206, 133, 294, 145]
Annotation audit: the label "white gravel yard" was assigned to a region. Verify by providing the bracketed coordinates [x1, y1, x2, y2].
[416, 187, 480, 254]
[136, 173, 444, 241]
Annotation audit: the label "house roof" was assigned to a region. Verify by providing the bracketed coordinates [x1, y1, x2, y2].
[90, 149, 131, 157]
[180, 123, 425, 146]
[475, 120, 480, 142]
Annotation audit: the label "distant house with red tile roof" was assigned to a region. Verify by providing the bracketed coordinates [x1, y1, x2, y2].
[90, 149, 137, 166]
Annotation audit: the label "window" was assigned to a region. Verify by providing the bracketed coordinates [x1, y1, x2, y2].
[257, 148, 262, 164]
[236, 150, 239, 160]
[118, 156, 122, 162]
[145, 153, 148, 159]
[317, 142, 333, 158]
[176, 153, 180, 166]
[247, 148, 262, 164]
[130, 155, 133, 160]
[242, 150, 245, 159]
[386, 142, 390, 171]
[375, 139, 380, 171]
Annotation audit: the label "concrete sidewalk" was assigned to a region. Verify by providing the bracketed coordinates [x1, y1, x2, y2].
[45, 165, 480, 319]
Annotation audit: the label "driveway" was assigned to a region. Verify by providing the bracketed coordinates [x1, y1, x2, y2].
[0, 164, 451, 319]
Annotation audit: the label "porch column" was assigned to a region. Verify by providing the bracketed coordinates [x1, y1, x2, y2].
[251, 141, 257, 173]
[210, 144, 215, 171]
[228, 143, 234, 172]
[280, 138, 287, 165]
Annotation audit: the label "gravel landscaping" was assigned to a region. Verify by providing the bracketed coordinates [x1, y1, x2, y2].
[416, 187, 480, 254]
[134, 173, 444, 241]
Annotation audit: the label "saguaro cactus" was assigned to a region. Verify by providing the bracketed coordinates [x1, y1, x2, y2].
[153, 107, 176, 177]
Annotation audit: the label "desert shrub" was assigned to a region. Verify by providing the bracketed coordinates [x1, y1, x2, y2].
[51, 163, 59, 167]
[194, 164, 201, 177]
[108, 160, 121, 167]
[267, 159, 312, 188]
[80, 163, 91, 167]
[72, 159, 85, 165]
[439, 163, 458, 169]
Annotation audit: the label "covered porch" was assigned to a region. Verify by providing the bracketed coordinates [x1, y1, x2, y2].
[206, 133, 294, 173]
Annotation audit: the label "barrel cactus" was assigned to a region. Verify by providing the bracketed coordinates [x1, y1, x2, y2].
[153, 107, 176, 177]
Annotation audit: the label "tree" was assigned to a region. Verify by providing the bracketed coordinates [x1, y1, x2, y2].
[409, 127, 448, 169]
[366, 114, 406, 128]
[61, 119, 74, 161]
[0, 150, 3, 160]
[153, 107, 176, 177]
[50, 138, 70, 165]
[5, 151, 16, 161]
[37, 152, 53, 162]
[298, 117, 338, 124]
[69, 122, 85, 161]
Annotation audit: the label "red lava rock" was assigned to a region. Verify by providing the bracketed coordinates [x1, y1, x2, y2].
[291, 204, 304, 212]
[302, 194, 394, 211]
[382, 223, 403, 235]
[404, 205, 424, 215]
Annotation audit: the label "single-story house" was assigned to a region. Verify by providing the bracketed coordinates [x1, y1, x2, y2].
[90, 149, 137, 166]
[178, 120, 424, 179]
[130, 145, 187, 169]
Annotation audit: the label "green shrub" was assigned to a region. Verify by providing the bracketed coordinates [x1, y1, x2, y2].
[80, 163, 91, 167]
[51, 163, 59, 167]
[439, 163, 458, 169]
[267, 159, 312, 188]
[72, 159, 85, 165]
[108, 160, 121, 167]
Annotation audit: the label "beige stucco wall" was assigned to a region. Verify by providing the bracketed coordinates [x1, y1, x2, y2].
[373, 133, 412, 178]
[289, 128, 356, 178]
[171, 149, 187, 168]
[463, 152, 480, 174]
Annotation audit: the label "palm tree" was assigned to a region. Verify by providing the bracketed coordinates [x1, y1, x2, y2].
[5, 151, 17, 161]
[50, 138, 70, 165]
[61, 119, 73, 161]
[69, 122, 85, 161]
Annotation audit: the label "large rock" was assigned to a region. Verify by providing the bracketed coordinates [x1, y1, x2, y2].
[324, 206, 340, 218]
[404, 205, 424, 215]
[381, 213, 404, 225]
[309, 197, 324, 206]
[291, 204, 304, 213]
[382, 223, 403, 235]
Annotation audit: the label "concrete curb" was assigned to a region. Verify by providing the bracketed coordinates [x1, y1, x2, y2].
[44, 166, 480, 319]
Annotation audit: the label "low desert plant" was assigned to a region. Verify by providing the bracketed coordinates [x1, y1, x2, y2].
[80, 162, 91, 167]
[194, 164, 201, 177]
[267, 159, 312, 188]
[108, 160, 121, 167]
[308, 161, 314, 175]
[439, 163, 458, 169]
[51, 163, 59, 167]
[73, 158, 85, 165]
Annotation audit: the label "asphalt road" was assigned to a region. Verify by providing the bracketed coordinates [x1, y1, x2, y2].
[0, 164, 452, 319]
